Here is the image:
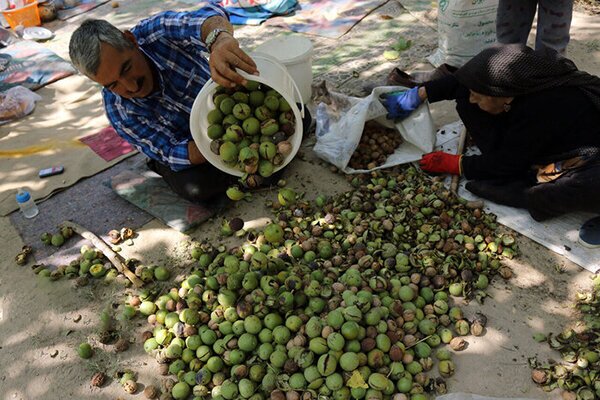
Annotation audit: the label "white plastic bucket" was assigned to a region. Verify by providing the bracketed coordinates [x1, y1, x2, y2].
[255, 35, 313, 104]
[190, 53, 305, 177]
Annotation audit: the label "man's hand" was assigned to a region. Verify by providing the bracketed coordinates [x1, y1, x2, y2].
[188, 141, 206, 165]
[381, 86, 424, 120]
[419, 151, 461, 175]
[209, 33, 258, 88]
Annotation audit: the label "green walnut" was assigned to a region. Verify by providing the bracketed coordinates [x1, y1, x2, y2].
[213, 93, 229, 108]
[238, 333, 258, 352]
[259, 142, 277, 160]
[219, 97, 236, 115]
[220, 142, 239, 163]
[239, 147, 259, 165]
[449, 282, 463, 296]
[89, 264, 106, 278]
[41, 232, 52, 245]
[317, 353, 338, 376]
[207, 124, 224, 140]
[232, 91, 249, 104]
[51, 234, 65, 247]
[233, 103, 252, 120]
[339, 352, 359, 371]
[254, 105, 273, 121]
[260, 119, 279, 136]
[368, 373, 390, 391]
[249, 90, 265, 107]
[264, 95, 280, 111]
[242, 117, 260, 135]
[223, 125, 244, 143]
[264, 223, 284, 244]
[279, 111, 294, 125]
[154, 266, 170, 281]
[277, 188, 296, 207]
[279, 97, 291, 112]
[327, 332, 345, 352]
[207, 109, 224, 124]
[222, 114, 240, 128]
[172, 382, 191, 400]
[258, 160, 274, 177]
[77, 342, 93, 359]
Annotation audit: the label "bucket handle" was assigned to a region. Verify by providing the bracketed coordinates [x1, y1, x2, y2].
[246, 52, 305, 119]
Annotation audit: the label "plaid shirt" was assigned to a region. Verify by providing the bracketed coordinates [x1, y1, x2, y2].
[103, 5, 227, 171]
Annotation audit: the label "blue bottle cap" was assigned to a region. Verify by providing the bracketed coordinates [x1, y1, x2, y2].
[16, 189, 30, 203]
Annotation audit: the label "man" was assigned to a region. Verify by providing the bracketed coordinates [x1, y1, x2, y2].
[496, 0, 573, 56]
[69, 4, 258, 202]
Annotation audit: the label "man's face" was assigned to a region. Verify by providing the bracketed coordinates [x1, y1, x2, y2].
[93, 34, 155, 99]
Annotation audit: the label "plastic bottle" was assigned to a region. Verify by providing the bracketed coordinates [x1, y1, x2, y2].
[16, 188, 39, 218]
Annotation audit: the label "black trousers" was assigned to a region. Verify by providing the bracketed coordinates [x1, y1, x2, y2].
[466, 162, 600, 221]
[148, 106, 312, 204]
[148, 159, 237, 203]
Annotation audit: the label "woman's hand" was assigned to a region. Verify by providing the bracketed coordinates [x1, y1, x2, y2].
[381, 86, 424, 120]
[209, 33, 258, 88]
[419, 151, 461, 175]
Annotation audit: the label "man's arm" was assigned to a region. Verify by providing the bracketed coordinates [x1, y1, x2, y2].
[138, 7, 257, 88]
[188, 141, 206, 165]
[203, 15, 258, 88]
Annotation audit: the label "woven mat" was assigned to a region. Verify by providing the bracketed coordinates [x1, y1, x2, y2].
[0, 75, 134, 216]
[264, 0, 386, 38]
[0, 40, 76, 92]
[9, 154, 153, 267]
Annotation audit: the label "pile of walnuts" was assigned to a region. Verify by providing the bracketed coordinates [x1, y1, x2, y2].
[348, 122, 403, 170]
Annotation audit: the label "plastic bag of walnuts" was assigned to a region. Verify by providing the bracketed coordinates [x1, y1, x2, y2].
[348, 121, 403, 170]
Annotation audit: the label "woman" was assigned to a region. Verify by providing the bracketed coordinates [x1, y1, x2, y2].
[383, 44, 600, 246]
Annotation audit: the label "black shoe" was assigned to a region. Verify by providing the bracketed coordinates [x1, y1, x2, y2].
[579, 216, 600, 248]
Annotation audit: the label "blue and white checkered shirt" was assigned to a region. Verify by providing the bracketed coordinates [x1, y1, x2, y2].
[103, 5, 227, 171]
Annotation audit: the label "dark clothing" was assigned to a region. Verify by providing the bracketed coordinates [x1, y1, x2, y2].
[527, 161, 600, 220]
[454, 44, 600, 110]
[496, 0, 573, 56]
[466, 161, 600, 221]
[148, 159, 236, 203]
[424, 74, 600, 181]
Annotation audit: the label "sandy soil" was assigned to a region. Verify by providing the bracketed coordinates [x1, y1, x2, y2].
[1, 1, 599, 399]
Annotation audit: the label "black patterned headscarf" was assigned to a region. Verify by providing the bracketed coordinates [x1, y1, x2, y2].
[455, 44, 600, 111]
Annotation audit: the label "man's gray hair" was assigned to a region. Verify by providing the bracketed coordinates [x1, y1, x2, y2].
[69, 19, 134, 76]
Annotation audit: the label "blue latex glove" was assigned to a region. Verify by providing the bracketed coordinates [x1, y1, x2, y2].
[382, 87, 422, 120]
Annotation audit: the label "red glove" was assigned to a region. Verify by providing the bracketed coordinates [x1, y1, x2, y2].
[419, 151, 462, 175]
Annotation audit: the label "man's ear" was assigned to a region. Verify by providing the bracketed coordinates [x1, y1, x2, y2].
[123, 30, 138, 47]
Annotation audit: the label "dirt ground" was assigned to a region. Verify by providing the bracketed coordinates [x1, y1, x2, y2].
[1, 1, 599, 399]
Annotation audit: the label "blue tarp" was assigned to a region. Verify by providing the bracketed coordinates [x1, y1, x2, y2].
[210, 0, 298, 25]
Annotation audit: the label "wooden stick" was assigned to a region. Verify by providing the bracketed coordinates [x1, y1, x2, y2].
[450, 126, 485, 209]
[61, 221, 144, 288]
[450, 125, 468, 195]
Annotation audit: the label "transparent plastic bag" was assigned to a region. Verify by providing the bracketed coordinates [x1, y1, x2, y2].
[0, 86, 42, 125]
[313, 84, 435, 174]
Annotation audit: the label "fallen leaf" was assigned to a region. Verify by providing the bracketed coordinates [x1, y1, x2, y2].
[347, 370, 368, 389]
[380, 14, 393, 20]
[383, 50, 400, 60]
